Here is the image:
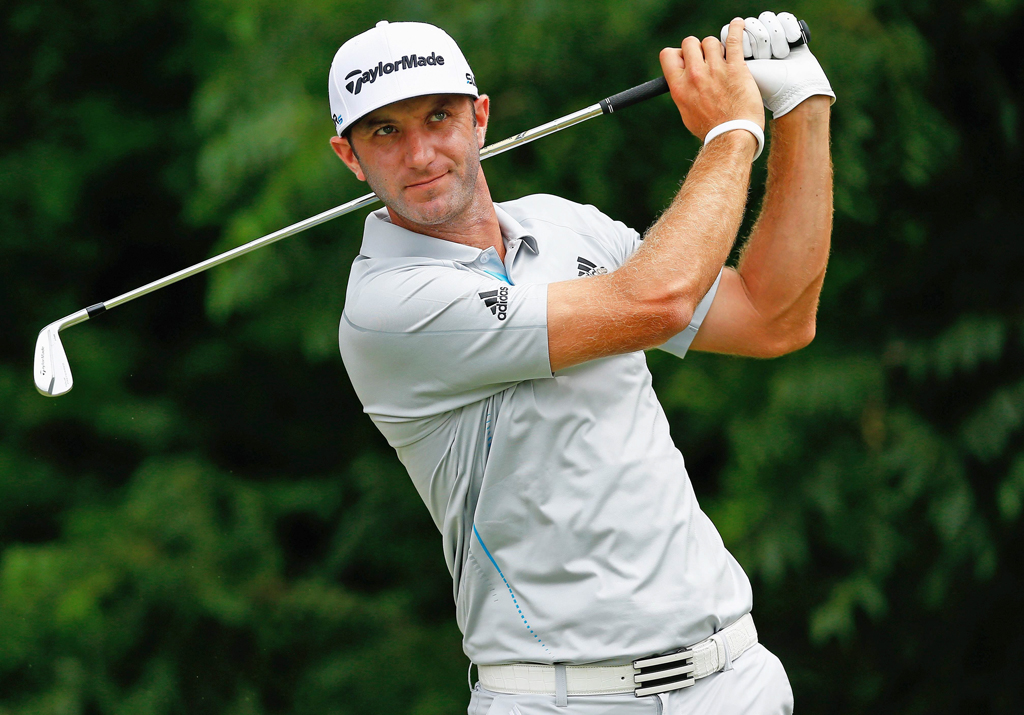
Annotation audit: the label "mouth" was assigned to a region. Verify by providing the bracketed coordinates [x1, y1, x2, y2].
[406, 171, 448, 190]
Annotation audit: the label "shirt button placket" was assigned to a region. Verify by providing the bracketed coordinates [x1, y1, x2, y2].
[504, 241, 519, 284]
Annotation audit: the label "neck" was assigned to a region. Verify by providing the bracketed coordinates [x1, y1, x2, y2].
[386, 167, 505, 260]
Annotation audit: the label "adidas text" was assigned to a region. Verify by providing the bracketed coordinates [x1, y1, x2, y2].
[479, 287, 509, 321]
[344, 53, 445, 95]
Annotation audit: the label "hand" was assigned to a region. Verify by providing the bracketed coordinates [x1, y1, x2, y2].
[660, 18, 765, 141]
[720, 11, 836, 118]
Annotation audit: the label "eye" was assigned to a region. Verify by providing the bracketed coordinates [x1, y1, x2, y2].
[429, 110, 448, 122]
[373, 125, 397, 136]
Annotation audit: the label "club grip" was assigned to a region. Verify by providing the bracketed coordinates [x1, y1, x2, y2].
[798, 19, 811, 45]
[597, 19, 810, 115]
[599, 76, 669, 114]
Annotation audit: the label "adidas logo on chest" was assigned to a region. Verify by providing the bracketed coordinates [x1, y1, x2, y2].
[478, 287, 509, 320]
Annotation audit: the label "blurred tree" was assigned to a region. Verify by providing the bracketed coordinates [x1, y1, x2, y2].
[1, 0, 1023, 713]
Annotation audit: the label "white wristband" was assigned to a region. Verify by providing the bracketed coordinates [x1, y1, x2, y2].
[703, 120, 764, 160]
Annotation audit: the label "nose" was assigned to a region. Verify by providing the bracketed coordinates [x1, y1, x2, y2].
[403, 125, 436, 169]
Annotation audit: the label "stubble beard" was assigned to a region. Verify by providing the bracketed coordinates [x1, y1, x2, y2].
[361, 141, 482, 229]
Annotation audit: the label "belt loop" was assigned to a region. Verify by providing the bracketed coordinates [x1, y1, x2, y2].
[554, 664, 568, 707]
[712, 631, 733, 672]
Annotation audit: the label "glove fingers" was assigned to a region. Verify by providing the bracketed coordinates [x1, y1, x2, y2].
[721, 23, 753, 58]
[776, 12, 803, 44]
[758, 11, 790, 58]
[743, 17, 773, 59]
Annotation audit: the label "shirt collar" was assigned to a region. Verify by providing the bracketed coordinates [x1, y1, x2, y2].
[359, 204, 538, 261]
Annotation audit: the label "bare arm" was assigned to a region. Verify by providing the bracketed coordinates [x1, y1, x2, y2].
[548, 20, 765, 373]
[690, 96, 833, 357]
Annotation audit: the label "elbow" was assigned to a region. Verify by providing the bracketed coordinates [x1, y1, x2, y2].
[786, 320, 816, 353]
[763, 319, 815, 358]
[633, 298, 694, 349]
[653, 291, 701, 346]
[659, 295, 697, 342]
[611, 274, 697, 348]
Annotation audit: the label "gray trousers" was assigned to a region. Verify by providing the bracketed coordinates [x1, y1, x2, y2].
[468, 644, 793, 715]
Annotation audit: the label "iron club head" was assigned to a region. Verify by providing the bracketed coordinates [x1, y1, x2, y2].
[34, 317, 81, 397]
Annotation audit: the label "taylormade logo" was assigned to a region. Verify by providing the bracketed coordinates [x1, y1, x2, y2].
[345, 52, 445, 95]
[478, 287, 509, 320]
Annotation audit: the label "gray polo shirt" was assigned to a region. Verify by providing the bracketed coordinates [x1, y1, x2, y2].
[339, 194, 751, 666]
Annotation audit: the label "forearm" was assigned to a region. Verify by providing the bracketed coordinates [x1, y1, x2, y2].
[546, 22, 766, 372]
[624, 130, 757, 319]
[547, 135, 756, 372]
[738, 97, 832, 333]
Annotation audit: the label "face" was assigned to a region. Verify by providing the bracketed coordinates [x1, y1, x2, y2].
[330, 94, 489, 228]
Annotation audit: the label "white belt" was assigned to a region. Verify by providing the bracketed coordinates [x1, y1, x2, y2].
[477, 613, 757, 698]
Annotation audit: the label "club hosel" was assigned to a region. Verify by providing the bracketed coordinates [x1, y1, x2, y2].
[58, 308, 93, 332]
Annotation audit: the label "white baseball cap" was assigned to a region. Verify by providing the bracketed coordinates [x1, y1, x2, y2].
[328, 20, 479, 136]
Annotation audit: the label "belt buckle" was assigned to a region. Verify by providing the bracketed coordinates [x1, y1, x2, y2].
[632, 648, 696, 697]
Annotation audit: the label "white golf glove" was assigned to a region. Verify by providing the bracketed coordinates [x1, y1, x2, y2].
[720, 11, 836, 118]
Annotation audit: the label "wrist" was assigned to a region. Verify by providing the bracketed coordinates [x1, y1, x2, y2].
[715, 131, 758, 160]
[704, 120, 764, 160]
[776, 95, 831, 122]
[720, 130, 758, 149]
[771, 97, 831, 144]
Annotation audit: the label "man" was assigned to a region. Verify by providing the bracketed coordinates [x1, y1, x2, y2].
[330, 14, 832, 714]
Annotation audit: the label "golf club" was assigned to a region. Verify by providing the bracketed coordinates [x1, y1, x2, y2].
[32, 20, 811, 398]
[31, 77, 670, 397]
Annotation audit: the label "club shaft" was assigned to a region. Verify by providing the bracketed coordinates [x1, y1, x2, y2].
[104, 192, 380, 311]
[479, 104, 602, 161]
[63, 76, 673, 329]
[98, 104, 606, 315]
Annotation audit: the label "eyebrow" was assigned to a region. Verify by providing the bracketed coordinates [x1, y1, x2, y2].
[360, 116, 396, 131]
[359, 99, 463, 132]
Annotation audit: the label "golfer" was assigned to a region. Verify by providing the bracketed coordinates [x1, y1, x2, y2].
[332, 14, 833, 714]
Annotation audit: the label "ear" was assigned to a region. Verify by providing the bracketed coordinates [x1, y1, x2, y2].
[330, 135, 366, 181]
[473, 94, 490, 148]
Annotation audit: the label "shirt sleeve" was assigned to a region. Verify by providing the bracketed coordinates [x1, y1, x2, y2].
[577, 201, 643, 269]
[339, 262, 552, 419]
[657, 269, 722, 359]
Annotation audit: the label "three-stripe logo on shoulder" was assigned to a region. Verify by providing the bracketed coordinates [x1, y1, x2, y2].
[577, 256, 608, 276]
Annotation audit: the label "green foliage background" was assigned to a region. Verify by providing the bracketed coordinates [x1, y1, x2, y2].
[2, 0, 1023, 712]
